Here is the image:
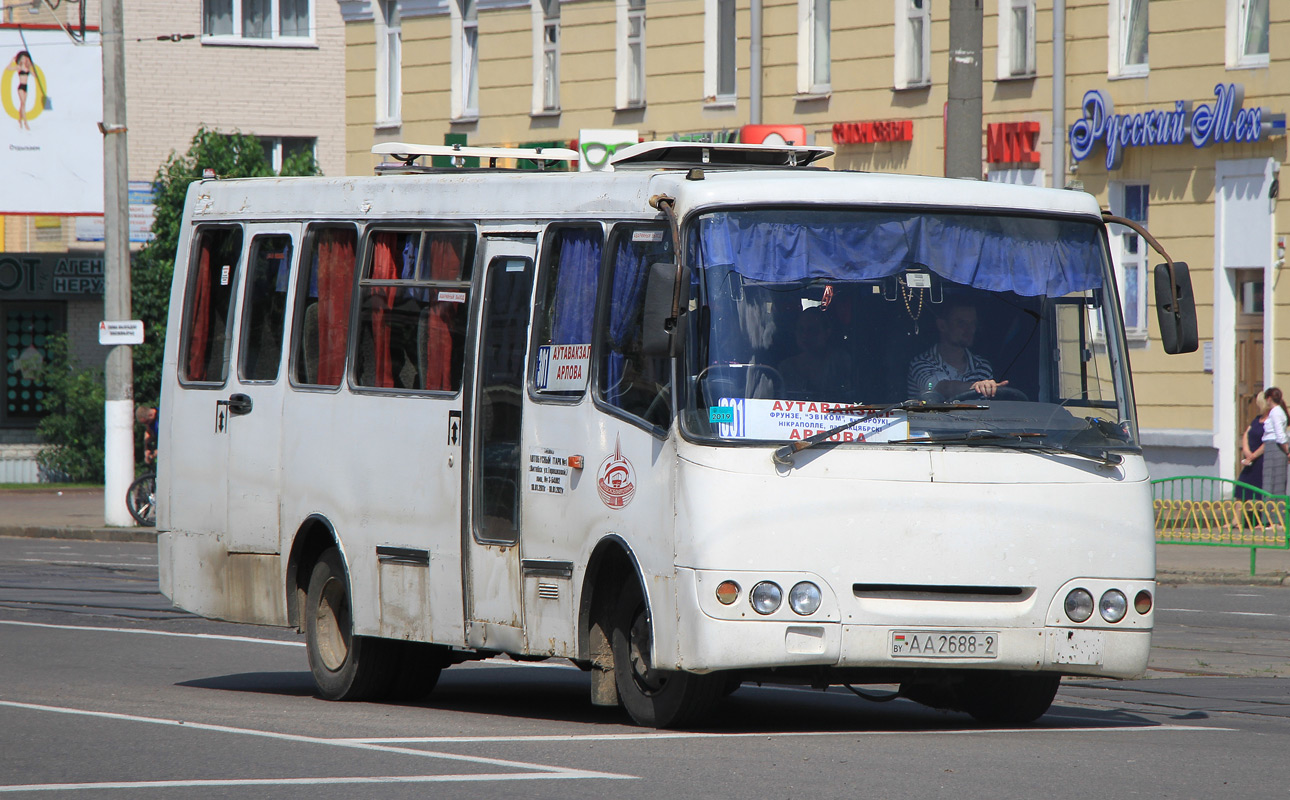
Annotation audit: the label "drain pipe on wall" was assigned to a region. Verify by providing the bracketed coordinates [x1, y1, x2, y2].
[750, 0, 762, 126]
[1053, 0, 1066, 188]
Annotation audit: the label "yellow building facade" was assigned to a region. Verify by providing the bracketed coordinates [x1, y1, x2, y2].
[341, 0, 1288, 481]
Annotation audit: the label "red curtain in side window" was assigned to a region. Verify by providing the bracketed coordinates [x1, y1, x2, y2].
[423, 238, 464, 391]
[186, 240, 213, 381]
[370, 233, 399, 388]
[316, 229, 356, 386]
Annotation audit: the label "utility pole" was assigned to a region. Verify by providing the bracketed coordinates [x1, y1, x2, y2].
[1053, 0, 1067, 189]
[101, 0, 133, 526]
[749, 0, 762, 126]
[945, 0, 983, 179]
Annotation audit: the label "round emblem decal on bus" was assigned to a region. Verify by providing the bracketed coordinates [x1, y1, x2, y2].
[597, 436, 636, 509]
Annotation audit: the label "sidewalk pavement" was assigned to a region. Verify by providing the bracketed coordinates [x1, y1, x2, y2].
[1, 487, 1288, 585]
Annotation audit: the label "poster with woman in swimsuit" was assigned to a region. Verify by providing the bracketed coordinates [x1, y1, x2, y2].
[8, 50, 34, 130]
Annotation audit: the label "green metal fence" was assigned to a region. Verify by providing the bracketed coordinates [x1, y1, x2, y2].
[1152, 476, 1290, 575]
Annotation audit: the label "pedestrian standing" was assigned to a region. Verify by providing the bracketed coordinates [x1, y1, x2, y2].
[1258, 387, 1289, 497]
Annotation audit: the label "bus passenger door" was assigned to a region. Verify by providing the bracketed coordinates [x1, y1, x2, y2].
[465, 238, 536, 652]
[223, 228, 298, 554]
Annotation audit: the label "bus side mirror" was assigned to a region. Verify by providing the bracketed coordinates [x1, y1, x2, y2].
[641, 261, 677, 357]
[1154, 261, 1199, 355]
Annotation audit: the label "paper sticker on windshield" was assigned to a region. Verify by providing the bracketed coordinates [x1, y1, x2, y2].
[535, 344, 591, 391]
[709, 406, 735, 424]
[906, 272, 932, 288]
[717, 398, 909, 443]
[632, 230, 664, 243]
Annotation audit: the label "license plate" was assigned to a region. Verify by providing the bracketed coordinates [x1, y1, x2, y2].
[890, 630, 999, 659]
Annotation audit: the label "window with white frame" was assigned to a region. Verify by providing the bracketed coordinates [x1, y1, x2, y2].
[616, 0, 646, 109]
[202, 0, 313, 44]
[893, 0, 931, 89]
[1227, 0, 1269, 68]
[797, 0, 830, 95]
[375, 0, 401, 126]
[704, 0, 737, 104]
[997, 0, 1035, 79]
[532, 0, 560, 114]
[1109, 183, 1150, 338]
[259, 136, 317, 174]
[1108, 0, 1148, 78]
[451, 0, 480, 119]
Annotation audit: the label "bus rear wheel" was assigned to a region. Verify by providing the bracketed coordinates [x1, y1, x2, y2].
[957, 672, 1060, 725]
[305, 548, 396, 701]
[610, 582, 722, 728]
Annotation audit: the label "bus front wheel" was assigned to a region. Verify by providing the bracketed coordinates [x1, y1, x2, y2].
[610, 583, 722, 728]
[305, 547, 395, 701]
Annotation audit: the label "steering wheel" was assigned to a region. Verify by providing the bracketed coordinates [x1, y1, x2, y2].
[950, 386, 1029, 402]
[698, 363, 784, 402]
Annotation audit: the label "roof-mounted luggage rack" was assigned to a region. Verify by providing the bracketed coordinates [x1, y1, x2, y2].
[372, 142, 580, 173]
[608, 141, 834, 170]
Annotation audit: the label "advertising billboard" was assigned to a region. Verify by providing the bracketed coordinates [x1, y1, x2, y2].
[0, 25, 103, 215]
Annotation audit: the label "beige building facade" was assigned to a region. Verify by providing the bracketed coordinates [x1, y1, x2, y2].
[339, 0, 1282, 483]
[0, 0, 344, 469]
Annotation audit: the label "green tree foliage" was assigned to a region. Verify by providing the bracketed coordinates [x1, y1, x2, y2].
[131, 128, 320, 408]
[35, 335, 105, 483]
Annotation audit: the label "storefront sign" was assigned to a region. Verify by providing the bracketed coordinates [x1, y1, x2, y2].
[986, 121, 1041, 164]
[667, 129, 740, 144]
[832, 119, 913, 145]
[741, 124, 808, 146]
[0, 253, 103, 299]
[1070, 82, 1287, 170]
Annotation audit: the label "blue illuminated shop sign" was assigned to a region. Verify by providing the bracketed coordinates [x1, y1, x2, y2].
[1069, 83, 1285, 170]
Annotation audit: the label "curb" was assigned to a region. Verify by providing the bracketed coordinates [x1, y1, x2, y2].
[0, 525, 157, 544]
[1156, 570, 1290, 587]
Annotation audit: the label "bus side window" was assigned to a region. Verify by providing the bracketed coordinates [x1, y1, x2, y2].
[531, 225, 603, 399]
[180, 226, 244, 386]
[292, 225, 357, 388]
[238, 234, 293, 382]
[596, 224, 675, 431]
[354, 228, 474, 392]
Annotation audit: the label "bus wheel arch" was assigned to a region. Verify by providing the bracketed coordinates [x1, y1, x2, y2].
[286, 515, 340, 633]
[579, 536, 642, 708]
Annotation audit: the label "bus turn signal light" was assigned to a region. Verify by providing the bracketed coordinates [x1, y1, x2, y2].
[1134, 590, 1153, 615]
[568, 455, 584, 470]
[716, 581, 740, 605]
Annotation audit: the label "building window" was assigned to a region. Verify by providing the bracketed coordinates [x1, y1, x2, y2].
[202, 0, 313, 44]
[532, 0, 560, 114]
[616, 0, 646, 109]
[894, 0, 931, 89]
[1109, 0, 1148, 78]
[997, 0, 1035, 79]
[797, 0, 830, 95]
[704, 0, 736, 105]
[1109, 183, 1149, 338]
[1228, 0, 1269, 68]
[259, 136, 317, 174]
[376, 0, 401, 126]
[452, 0, 480, 119]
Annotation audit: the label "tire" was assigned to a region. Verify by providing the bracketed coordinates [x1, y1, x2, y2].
[304, 548, 396, 701]
[957, 672, 1060, 725]
[126, 473, 156, 527]
[610, 582, 722, 728]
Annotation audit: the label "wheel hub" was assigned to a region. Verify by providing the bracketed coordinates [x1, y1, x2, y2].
[314, 576, 350, 672]
[628, 607, 666, 694]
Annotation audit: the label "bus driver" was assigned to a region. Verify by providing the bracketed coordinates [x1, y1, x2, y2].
[906, 299, 1008, 400]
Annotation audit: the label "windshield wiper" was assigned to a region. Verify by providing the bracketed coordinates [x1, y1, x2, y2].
[891, 429, 1125, 467]
[771, 400, 987, 467]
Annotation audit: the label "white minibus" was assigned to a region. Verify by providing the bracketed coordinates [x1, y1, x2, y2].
[157, 142, 1197, 728]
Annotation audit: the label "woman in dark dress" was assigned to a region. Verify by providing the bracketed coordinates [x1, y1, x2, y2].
[1236, 408, 1267, 499]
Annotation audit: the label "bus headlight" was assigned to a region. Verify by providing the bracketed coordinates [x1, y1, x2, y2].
[1099, 589, 1128, 623]
[750, 582, 783, 615]
[788, 582, 822, 615]
[1064, 588, 1094, 622]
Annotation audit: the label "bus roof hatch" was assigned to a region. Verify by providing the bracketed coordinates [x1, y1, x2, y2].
[609, 141, 834, 170]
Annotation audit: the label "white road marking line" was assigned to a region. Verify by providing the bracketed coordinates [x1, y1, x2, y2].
[0, 699, 634, 789]
[345, 723, 1230, 744]
[7, 558, 157, 569]
[0, 773, 619, 793]
[0, 620, 304, 647]
[1164, 608, 1279, 618]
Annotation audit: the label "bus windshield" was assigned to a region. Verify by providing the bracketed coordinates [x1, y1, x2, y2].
[679, 207, 1138, 456]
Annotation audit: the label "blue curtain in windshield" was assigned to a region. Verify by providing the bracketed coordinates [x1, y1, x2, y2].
[550, 229, 602, 345]
[692, 211, 1104, 297]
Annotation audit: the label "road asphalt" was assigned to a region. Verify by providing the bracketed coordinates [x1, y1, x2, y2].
[1, 486, 1288, 585]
